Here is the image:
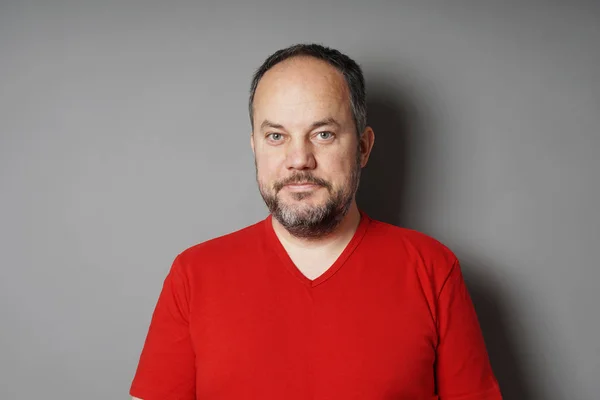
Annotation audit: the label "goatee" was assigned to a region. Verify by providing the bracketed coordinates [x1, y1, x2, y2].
[256, 149, 362, 239]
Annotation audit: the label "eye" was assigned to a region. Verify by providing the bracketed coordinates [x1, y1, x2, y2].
[267, 133, 284, 141]
[317, 131, 334, 140]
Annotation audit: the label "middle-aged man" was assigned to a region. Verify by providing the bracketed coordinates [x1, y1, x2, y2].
[130, 43, 503, 399]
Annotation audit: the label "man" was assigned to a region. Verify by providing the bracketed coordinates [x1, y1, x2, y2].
[130, 44, 502, 399]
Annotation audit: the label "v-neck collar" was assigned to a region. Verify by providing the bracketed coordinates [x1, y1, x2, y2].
[263, 210, 371, 288]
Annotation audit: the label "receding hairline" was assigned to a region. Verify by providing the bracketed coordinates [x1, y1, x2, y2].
[252, 56, 353, 131]
[253, 55, 350, 95]
[248, 43, 367, 136]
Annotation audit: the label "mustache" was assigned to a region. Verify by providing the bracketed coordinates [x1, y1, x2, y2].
[274, 173, 332, 192]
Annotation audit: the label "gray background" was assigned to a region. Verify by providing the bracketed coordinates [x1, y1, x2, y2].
[1, 1, 598, 399]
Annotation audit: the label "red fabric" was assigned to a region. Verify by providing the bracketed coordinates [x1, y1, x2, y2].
[130, 211, 502, 399]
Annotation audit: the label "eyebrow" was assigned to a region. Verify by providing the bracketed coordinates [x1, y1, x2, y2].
[260, 117, 341, 131]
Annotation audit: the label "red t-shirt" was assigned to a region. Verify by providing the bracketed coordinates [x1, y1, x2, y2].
[130, 211, 502, 399]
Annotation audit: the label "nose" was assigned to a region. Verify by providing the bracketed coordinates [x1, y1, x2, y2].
[285, 137, 316, 170]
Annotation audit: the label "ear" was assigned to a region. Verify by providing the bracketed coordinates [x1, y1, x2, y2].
[358, 126, 375, 167]
[250, 132, 255, 156]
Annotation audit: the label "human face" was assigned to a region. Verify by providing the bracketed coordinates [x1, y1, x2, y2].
[251, 57, 363, 238]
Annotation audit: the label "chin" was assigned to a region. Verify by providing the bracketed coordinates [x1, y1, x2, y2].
[279, 198, 320, 211]
[280, 192, 327, 206]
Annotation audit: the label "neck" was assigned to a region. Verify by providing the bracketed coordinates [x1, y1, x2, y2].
[271, 201, 362, 250]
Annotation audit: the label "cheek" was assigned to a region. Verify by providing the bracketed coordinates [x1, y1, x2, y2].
[321, 155, 353, 178]
[255, 156, 281, 181]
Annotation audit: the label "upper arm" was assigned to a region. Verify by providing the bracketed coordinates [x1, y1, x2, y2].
[435, 260, 503, 399]
[129, 255, 196, 399]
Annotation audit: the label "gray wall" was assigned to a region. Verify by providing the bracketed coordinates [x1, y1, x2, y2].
[1, 1, 598, 399]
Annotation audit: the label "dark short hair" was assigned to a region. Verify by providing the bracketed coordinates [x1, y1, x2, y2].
[249, 43, 367, 136]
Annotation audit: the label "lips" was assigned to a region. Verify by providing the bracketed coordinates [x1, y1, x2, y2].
[286, 181, 321, 186]
[284, 183, 320, 190]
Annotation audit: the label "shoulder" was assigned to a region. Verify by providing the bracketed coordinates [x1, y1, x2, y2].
[174, 218, 266, 272]
[367, 218, 457, 261]
[365, 217, 459, 281]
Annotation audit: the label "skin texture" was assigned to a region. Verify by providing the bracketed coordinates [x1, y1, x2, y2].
[251, 56, 375, 247]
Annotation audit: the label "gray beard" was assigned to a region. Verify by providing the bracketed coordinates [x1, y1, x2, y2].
[256, 150, 362, 239]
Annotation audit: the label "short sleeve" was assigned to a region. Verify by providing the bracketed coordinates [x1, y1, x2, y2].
[435, 260, 503, 400]
[130, 254, 196, 400]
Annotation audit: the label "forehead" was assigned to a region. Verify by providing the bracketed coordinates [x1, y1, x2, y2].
[253, 57, 352, 128]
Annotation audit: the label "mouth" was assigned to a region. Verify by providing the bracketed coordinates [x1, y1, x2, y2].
[284, 183, 321, 191]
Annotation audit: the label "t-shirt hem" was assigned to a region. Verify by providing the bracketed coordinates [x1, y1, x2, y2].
[440, 383, 503, 400]
[129, 384, 178, 400]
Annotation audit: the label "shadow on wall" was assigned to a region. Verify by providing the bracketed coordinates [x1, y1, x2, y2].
[462, 260, 536, 400]
[356, 82, 412, 228]
[357, 81, 537, 400]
